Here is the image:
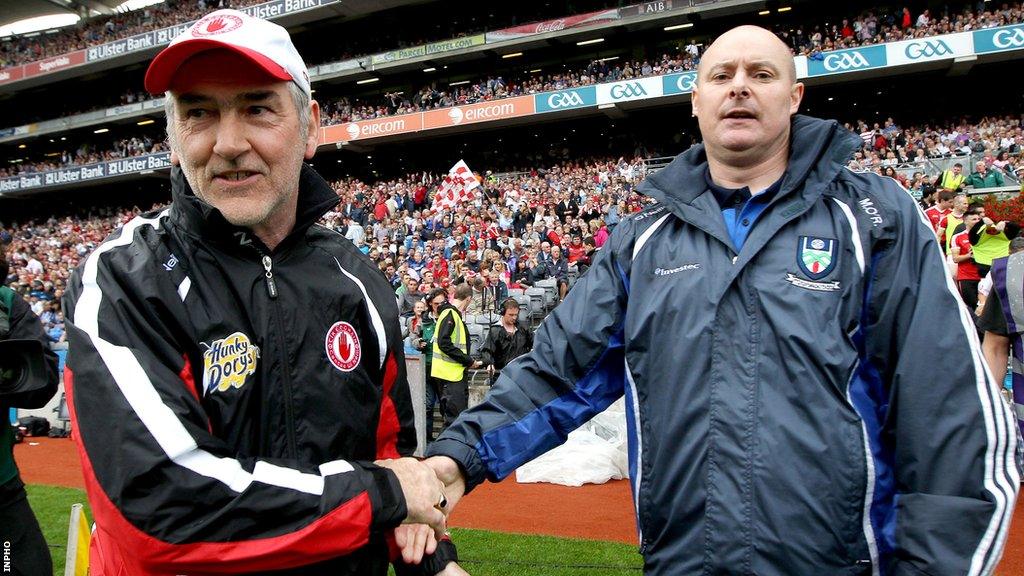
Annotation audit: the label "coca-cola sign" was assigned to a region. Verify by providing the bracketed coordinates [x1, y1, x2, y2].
[536, 19, 567, 33]
[486, 9, 619, 42]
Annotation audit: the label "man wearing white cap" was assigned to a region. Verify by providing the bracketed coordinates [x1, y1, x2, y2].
[62, 10, 464, 576]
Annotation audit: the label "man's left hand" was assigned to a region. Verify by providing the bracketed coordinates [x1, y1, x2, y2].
[394, 524, 437, 564]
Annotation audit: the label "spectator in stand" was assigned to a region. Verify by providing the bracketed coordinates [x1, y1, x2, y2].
[936, 162, 967, 191]
[480, 298, 532, 385]
[965, 159, 1006, 189]
[510, 258, 533, 289]
[410, 295, 441, 441]
[993, 150, 1015, 173]
[398, 276, 423, 317]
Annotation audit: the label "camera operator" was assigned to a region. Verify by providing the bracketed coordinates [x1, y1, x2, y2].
[0, 250, 59, 575]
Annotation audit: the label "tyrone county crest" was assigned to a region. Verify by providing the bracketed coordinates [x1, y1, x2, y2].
[326, 321, 361, 372]
[797, 236, 837, 280]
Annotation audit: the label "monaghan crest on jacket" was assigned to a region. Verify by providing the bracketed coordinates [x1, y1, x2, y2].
[797, 236, 837, 280]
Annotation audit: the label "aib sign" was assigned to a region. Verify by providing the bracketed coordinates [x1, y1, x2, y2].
[535, 86, 596, 113]
[662, 71, 697, 96]
[974, 24, 1024, 53]
[807, 45, 885, 76]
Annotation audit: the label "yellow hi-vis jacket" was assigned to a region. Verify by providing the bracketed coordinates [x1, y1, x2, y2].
[432, 306, 469, 381]
[939, 169, 965, 191]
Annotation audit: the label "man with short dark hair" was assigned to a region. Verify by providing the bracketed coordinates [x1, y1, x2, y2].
[62, 10, 462, 576]
[951, 207, 984, 310]
[936, 162, 965, 191]
[924, 189, 954, 232]
[481, 299, 532, 385]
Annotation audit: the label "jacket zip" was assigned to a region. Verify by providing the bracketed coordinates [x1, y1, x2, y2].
[260, 252, 297, 458]
[261, 255, 279, 299]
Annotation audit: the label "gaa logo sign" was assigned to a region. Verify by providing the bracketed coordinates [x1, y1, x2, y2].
[823, 51, 870, 71]
[676, 73, 696, 93]
[993, 27, 1024, 49]
[905, 40, 953, 59]
[546, 91, 585, 109]
[610, 82, 647, 99]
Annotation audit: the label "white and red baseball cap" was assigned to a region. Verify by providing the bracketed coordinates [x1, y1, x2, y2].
[144, 9, 310, 98]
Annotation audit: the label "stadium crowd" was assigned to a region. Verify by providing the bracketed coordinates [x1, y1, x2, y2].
[0, 0, 265, 68]
[315, 2, 1024, 125]
[1, 156, 651, 343]
[0, 136, 168, 178]
[845, 114, 1023, 186]
[5, 111, 1021, 189]
[6, 121, 1021, 347]
[5, 1, 1024, 133]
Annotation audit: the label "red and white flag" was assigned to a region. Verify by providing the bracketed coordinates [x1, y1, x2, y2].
[431, 159, 480, 211]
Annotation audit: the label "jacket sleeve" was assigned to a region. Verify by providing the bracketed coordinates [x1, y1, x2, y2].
[4, 295, 59, 409]
[968, 221, 985, 245]
[436, 310, 474, 367]
[61, 228, 408, 574]
[480, 326, 498, 367]
[426, 225, 630, 490]
[861, 181, 1019, 575]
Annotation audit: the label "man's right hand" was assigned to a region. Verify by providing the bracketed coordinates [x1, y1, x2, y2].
[424, 456, 467, 515]
[375, 458, 448, 538]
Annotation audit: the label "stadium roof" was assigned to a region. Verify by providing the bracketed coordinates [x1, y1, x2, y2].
[0, 0, 127, 35]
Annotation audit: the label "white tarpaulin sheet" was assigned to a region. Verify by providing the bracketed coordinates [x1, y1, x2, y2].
[515, 399, 628, 486]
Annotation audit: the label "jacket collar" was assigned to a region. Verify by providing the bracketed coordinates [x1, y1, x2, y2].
[168, 163, 340, 253]
[637, 115, 861, 216]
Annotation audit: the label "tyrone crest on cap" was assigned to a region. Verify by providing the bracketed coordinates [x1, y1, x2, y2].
[192, 13, 244, 37]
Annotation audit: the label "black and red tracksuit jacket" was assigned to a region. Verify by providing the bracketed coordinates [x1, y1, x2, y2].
[62, 166, 452, 575]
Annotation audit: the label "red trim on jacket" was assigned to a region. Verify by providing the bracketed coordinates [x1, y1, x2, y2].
[179, 355, 200, 403]
[178, 355, 212, 434]
[66, 367, 375, 575]
[376, 353, 401, 459]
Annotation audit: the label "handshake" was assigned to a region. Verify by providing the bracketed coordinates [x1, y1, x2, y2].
[375, 456, 468, 575]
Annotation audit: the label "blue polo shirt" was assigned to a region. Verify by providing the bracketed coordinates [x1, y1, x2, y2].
[705, 169, 783, 251]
